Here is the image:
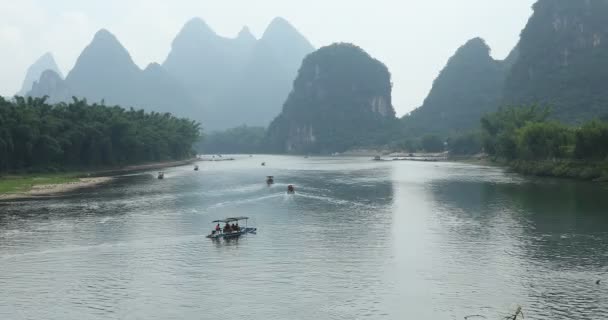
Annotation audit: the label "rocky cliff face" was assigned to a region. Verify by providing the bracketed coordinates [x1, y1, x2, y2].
[266, 43, 396, 153]
[403, 38, 508, 135]
[503, 0, 608, 122]
[18, 52, 63, 96]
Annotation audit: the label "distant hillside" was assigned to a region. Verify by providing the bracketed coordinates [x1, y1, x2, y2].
[266, 43, 396, 154]
[26, 17, 314, 131]
[163, 17, 314, 130]
[503, 0, 608, 123]
[29, 70, 70, 103]
[17, 52, 62, 96]
[29, 29, 198, 119]
[402, 38, 508, 136]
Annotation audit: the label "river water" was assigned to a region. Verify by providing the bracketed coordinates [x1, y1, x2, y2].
[1, 156, 607, 320]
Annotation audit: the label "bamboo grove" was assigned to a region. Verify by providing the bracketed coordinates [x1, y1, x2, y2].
[0, 96, 201, 172]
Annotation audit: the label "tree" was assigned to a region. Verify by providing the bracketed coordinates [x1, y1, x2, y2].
[0, 96, 201, 173]
[421, 135, 444, 152]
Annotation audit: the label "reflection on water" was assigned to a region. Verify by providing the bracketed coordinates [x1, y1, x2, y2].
[1, 156, 607, 320]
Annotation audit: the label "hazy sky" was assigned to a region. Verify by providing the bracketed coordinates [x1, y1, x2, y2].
[0, 0, 535, 115]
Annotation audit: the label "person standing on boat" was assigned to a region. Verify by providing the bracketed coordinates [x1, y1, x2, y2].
[215, 223, 221, 233]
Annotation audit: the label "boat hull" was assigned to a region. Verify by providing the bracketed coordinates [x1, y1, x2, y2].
[206, 227, 257, 239]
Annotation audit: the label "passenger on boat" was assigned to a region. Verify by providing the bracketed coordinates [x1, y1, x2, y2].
[224, 224, 232, 233]
[215, 223, 221, 232]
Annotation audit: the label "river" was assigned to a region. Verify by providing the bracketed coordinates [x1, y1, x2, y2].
[1, 156, 607, 320]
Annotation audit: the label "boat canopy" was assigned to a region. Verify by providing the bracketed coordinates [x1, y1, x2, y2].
[212, 217, 249, 223]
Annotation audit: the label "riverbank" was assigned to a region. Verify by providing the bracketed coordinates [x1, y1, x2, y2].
[451, 155, 608, 181]
[0, 176, 114, 201]
[509, 159, 608, 181]
[0, 158, 197, 201]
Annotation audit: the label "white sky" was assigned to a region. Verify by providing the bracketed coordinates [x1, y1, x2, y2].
[0, 0, 535, 115]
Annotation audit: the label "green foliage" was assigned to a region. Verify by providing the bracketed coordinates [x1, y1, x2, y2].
[421, 135, 444, 153]
[392, 138, 420, 153]
[448, 132, 482, 155]
[0, 96, 201, 172]
[481, 105, 550, 159]
[480, 104, 608, 180]
[266, 43, 397, 154]
[516, 122, 574, 160]
[200, 126, 266, 154]
[573, 120, 608, 160]
[0, 173, 80, 194]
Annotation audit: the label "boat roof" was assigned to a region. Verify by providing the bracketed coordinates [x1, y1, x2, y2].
[212, 217, 249, 223]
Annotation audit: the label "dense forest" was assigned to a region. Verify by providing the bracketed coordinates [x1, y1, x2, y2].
[0, 96, 200, 173]
[266, 43, 398, 154]
[198, 126, 266, 154]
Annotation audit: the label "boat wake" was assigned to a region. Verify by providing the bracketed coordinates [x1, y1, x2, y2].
[205, 193, 284, 210]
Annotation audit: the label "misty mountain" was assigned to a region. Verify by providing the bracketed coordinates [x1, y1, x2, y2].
[503, 0, 608, 123]
[163, 17, 314, 130]
[64, 29, 142, 106]
[28, 17, 313, 131]
[28, 29, 205, 119]
[266, 43, 396, 154]
[17, 52, 63, 96]
[28, 70, 71, 103]
[402, 38, 508, 135]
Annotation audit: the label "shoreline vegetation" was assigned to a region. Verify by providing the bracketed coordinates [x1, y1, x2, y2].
[0, 158, 197, 201]
[0, 96, 202, 201]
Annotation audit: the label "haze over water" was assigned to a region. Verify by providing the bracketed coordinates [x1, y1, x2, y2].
[1, 156, 607, 319]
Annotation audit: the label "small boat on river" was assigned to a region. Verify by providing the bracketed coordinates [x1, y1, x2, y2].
[287, 185, 295, 194]
[194, 165, 199, 171]
[157, 172, 165, 179]
[207, 217, 256, 240]
[266, 176, 274, 185]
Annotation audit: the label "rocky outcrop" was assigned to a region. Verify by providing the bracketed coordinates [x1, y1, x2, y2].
[503, 0, 608, 122]
[266, 43, 396, 153]
[402, 38, 508, 135]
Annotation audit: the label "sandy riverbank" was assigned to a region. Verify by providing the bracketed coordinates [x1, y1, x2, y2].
[0, 177, 114, 201]
[0, 158, 197, 201]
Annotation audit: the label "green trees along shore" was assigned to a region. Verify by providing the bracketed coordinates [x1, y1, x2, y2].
[479, 105, 608, 180]
[0, 96, 201, 173]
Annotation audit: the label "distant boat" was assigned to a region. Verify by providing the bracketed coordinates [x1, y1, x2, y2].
[287, 185, 295, 194]
[373, 156, 382, 161]
[261, 162, 266, 166]
[194, 165, 199, 171]
[157, 172, 165, 179]
[266, 176, 274, 185]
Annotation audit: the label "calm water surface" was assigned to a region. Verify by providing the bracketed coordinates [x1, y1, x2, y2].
[1, 156, 607, 320]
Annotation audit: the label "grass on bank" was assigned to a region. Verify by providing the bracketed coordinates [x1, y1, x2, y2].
[0, 173, 81, 194]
